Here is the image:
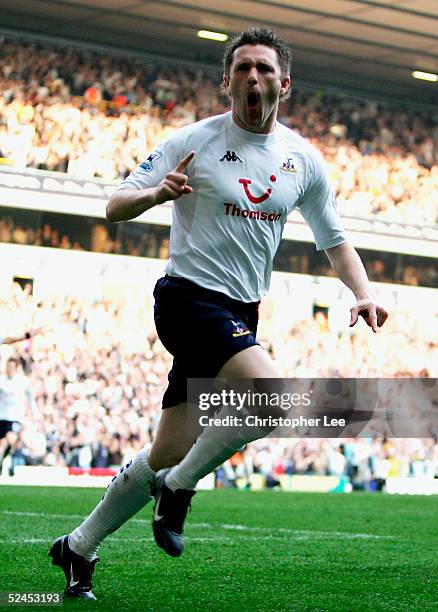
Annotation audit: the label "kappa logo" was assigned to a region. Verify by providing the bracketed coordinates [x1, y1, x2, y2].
[239, 175, 277, 204]
[220, 151, 243, 162]
[140, 150, 163, 172]
[281, 157, 297, 173]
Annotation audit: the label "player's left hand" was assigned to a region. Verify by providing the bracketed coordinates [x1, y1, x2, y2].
[349, 298, 388, 333]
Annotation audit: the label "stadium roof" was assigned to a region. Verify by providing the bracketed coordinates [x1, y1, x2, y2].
[1, 0, 437, 107]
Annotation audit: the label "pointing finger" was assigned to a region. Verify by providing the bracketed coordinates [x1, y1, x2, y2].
[175, 150, 195, 174]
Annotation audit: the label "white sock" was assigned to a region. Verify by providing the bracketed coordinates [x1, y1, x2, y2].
[165, 409, 266, 492]
[69, 448, 155, 560]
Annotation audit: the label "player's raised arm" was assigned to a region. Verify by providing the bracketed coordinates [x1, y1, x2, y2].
[106, 151, 195, 223]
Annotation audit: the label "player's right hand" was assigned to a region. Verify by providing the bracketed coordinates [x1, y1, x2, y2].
[153, 151, 195, 205]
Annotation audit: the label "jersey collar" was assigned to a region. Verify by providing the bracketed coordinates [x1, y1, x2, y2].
[227, 112, 277, 145]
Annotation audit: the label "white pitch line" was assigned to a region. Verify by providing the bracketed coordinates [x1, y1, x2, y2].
[1, 511, 393, 540]
[0, 534, 389, 545]
[0, 510, 152, 524]
[220, 524, 393, 540]
[1, 510, 85, 520]
[1, 538, 50, 544]
[1, 510, 159, 525]
[0, 537, 232, 545]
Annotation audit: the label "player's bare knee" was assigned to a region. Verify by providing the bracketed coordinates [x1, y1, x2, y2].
[149, 447, 189, 472]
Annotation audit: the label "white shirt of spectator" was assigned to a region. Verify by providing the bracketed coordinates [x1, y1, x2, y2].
[118, 112, 346, 302]
[0, 373, 35, 423]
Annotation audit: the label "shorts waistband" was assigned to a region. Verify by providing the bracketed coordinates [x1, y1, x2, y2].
[164, 275, 260, 310]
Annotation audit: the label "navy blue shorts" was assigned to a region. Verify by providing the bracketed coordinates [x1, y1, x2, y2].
[0, 420, 21, 439]
[153, 275, 260, 408]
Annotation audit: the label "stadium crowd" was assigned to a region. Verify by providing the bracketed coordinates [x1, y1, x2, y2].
[0, 36, 437, 487]
[0, 37, 437, 226]
[1, 282, 437, 487]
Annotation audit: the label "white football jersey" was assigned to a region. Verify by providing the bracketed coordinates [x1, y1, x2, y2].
[0, 374, 32, 423]
[118, 112, 346, 302]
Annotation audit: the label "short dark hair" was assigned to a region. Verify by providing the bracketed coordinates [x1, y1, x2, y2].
[223, 26, 292, 80]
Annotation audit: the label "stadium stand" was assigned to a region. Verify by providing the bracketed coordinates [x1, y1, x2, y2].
[0, 37, 437, 226]
[0, 207, 437, 287]
[0, 35, 437, 491]
[1, 280, 436, 487]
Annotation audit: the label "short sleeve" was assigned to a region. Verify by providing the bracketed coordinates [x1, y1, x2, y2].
[116, 133, 183, 191]
[297, 151, 347, 251]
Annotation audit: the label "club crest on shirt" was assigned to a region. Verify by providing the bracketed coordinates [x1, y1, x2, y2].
[140, 150, 163, 172]
[231, 320, 251, 337]
[281, 157, 297, 173]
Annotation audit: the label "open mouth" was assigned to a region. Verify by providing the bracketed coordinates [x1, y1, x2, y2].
[247, 92, 259, 109]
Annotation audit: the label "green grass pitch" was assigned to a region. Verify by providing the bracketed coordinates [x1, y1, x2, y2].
[0, 486, 437, 611]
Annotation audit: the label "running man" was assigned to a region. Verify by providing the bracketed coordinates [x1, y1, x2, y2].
[50, 26, 388, 600]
